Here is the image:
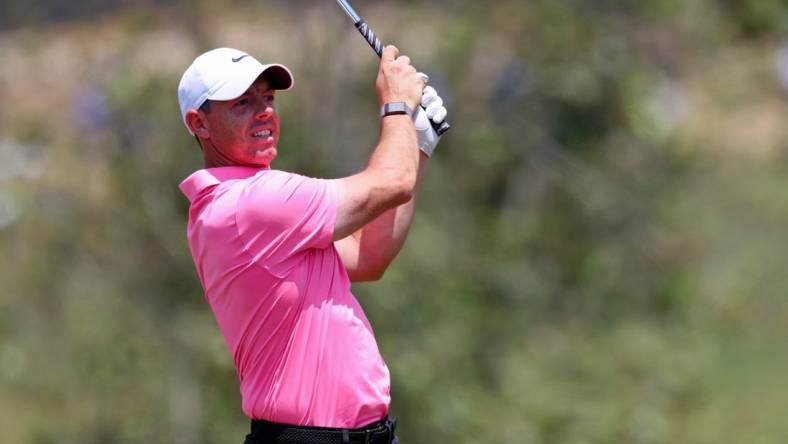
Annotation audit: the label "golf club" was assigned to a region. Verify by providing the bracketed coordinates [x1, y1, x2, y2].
[335, 0, 451, 136]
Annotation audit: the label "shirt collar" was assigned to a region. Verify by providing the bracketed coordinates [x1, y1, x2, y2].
[179, 166, 267, 202]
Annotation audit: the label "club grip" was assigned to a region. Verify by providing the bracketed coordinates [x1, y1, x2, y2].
[354, 20, 383, 57]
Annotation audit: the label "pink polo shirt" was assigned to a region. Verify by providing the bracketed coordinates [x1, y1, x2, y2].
[179, 166, 390, 428]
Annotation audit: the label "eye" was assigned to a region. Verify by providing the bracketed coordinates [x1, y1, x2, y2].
[235, 98, 249, 107]
[265, 95, 275, 102]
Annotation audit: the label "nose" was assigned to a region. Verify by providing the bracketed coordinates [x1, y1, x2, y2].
[255, 101, 275, 120]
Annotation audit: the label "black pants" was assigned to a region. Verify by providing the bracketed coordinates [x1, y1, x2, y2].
[243, 416, 399, 444]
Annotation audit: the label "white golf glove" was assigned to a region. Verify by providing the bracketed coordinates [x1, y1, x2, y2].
[413, 76, 448, 157]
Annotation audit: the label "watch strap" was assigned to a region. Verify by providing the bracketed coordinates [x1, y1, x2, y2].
[380, 102, 413, 119]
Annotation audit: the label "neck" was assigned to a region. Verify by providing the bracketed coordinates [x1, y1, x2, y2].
[201, 139, 232, 168]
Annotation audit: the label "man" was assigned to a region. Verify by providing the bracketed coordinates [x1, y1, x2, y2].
[177, 45, 447, 444]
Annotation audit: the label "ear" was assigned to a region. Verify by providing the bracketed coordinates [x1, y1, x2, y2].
[185, 109, 210, 138]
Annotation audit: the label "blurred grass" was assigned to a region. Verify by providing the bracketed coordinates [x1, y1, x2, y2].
[1, 0, 788, 443]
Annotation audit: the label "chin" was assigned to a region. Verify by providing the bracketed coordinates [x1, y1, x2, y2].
[246, 146, 276, 165]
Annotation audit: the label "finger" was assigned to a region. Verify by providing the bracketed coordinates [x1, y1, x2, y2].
[397, 55, 411, 67]
[431, 107, 447, 124]
[417, 72, 430, 84]
[422, 85, 437, 97]
[382, 45, 399, 63]
[425, 97, 444, 118]
[421, 86, 438, 106]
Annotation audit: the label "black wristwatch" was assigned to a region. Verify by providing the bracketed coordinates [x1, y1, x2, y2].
[380, 102, 414, 119]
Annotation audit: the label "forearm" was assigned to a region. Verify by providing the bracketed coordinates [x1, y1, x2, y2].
[353, 151, 429, 275]
[367, 114, 420, 194]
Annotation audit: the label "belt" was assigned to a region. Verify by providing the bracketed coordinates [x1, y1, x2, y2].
[246, 416, 398, 444]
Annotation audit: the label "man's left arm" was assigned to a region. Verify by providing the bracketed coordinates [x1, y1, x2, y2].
[335, 84, 447, 281]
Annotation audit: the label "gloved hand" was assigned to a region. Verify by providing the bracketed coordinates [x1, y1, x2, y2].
[413, 76, 448, 157]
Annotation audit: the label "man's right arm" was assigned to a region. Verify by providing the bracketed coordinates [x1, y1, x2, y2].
[332, 45, 425, 241]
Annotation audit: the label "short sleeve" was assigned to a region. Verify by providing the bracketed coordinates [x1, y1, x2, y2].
[235, 170, 338, 268]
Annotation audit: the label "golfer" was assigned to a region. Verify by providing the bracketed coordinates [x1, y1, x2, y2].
[177, 45, 447, 444]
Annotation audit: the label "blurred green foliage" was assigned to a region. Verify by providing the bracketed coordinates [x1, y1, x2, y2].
[1, 0, 788, 443]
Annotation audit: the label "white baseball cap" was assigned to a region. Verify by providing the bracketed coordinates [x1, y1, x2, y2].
[178, 47, 294, 133]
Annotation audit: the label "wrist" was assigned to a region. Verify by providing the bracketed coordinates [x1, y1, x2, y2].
[380, 102, 414, 119]
[379, 96, 420, 110]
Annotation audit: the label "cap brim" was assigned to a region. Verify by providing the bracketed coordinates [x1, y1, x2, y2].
[262, 64, 294, 91]
[207, 63, 294, 102]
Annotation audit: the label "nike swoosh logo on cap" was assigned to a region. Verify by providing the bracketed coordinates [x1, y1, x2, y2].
[232, 55, 250, 63]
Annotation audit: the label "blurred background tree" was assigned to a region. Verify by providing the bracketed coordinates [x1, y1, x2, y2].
[1, 0, 787, 443]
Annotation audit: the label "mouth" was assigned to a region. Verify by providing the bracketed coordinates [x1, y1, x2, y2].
[251, 129, 273, 138]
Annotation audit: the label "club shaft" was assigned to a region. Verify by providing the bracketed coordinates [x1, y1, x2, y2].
[335, 0, 361, 24]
